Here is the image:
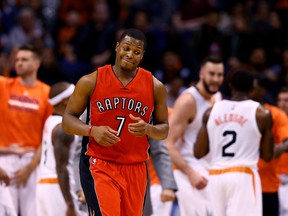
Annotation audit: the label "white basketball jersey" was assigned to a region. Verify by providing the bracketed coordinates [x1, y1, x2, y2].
[178, 86, 221, 169]
[207, 99, 261, 169]
[39, 115, 79, 187]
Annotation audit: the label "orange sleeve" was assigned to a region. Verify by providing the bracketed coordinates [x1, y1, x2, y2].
[274, 111, 288, 143]
[148, 157, 161, 185]
[259, 104, 288, 192]
[277, 116, 288, 174]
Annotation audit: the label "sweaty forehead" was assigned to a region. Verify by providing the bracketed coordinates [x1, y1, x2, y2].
[16, 50, 34, 58]
[204, 62, 224, 73]
[278, 92, 288, 99]
[120, 36, 144, 49]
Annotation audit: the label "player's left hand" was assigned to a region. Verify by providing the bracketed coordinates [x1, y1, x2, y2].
[161, 189, 176, 202]
[77, 188, 86, 204]
[128, 114, 148, 137]
[11, 164, 33, 187]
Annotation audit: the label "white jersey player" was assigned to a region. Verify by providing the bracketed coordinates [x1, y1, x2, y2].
[36, 82, 84, 216]
[194, 70, 274, 216]
[166, 56, 224, 216]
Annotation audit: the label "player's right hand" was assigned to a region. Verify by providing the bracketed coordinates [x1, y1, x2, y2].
[91, 126, 120, 147]
[0, 167, 10, 186]
[187, 169, 208, 190]
[161, 189, 176, 202]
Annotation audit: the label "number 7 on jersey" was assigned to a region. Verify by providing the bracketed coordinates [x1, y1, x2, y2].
[116, 116, 126, 137]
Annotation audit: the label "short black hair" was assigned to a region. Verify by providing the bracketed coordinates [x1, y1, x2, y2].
[119, 28, 147, 49]
[230, 70, 254, 93]
[200, 55, 223, 67]
[18, 44, 41, 59]
[254, 74, 272, 90]
[279, 86, 288, 94]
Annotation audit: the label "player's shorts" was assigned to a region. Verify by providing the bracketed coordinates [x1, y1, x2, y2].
[80, 153, 147, 216]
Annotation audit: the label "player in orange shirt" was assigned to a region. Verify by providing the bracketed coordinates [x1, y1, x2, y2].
[144, 108, 177, 216]
[276, 87, 288, 216]
[62, 29, 169, 216]
[251, 76, 288, 216]
[0, 45, 53, 216]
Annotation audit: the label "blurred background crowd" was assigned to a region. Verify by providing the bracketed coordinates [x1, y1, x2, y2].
[1, 0, 288, 106]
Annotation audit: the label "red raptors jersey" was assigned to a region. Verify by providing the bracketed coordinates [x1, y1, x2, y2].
[87, 65, 154, 164]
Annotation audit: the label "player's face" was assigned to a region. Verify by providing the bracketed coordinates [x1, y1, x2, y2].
[15, 50, 39, 76]
[200, 62, 224, 94]
[115, 36, 144, 72]
[277, 92, 288, 115]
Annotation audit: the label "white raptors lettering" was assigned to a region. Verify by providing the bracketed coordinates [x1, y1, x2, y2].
[95, 97, 149, 116]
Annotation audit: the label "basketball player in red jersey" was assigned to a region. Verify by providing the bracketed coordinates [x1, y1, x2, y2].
[62, 28, 169, 216]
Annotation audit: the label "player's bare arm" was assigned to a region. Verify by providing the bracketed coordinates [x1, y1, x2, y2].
[129, 77, 169, 140]
[166, 92, 208, 189]
[63, 72, 96, 136]
[53, 124, 77, 216]
[194, 107, 212, 159]
[256, 106, 274, 162]
[166, 92, 195, 174]
[274, 138, 288, 158]
[63, 72, 120, 147]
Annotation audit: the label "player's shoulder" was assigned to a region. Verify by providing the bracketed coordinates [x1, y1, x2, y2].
[78, 71, 97, 86]
[75, 71, 97, 97]
[0, 76, 14, 85]
[37, 80, 51, 93]
[256, 104, 272, 122]
[177, 87, 196, 104]
[0, 76, 9, 89]
[0, 75, 8, 82]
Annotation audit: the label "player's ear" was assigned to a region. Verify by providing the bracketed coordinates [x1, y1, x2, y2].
[115, 42, 120, 52]
[141, 50, 145, 60]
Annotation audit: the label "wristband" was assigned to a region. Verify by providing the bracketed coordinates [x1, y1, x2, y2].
[88, 125, 94, 137]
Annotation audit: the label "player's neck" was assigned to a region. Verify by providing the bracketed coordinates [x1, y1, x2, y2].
[112, 65, 138, 86]
[231, 92, 250, 101]
[19, 74, 37, 87]
[113, 65, 137, 78]
[196, 83, 214, 101]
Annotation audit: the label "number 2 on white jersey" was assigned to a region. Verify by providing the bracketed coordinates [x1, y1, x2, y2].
[116, 116, 126, 137]
[222, 130, 237, 157]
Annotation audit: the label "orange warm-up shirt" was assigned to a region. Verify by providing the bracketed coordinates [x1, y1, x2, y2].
[0, 76, 53, 149]
[258, 104, 288, 193]
[149, 108, 173, 185]
[277, 115, 288, 175]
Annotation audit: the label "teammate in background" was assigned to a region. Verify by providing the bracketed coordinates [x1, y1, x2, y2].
[62, 28, 169, 216]
[165, 56, 224, 215]
[276, 87, 288, 216]
[194, 70, 274, 216]
[143, 138, 177, 216]
[0, 45, 53, 216]
[37, 82, 85, 216]
[144, 108, 177, 216]
[250, 75, 288, 216]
